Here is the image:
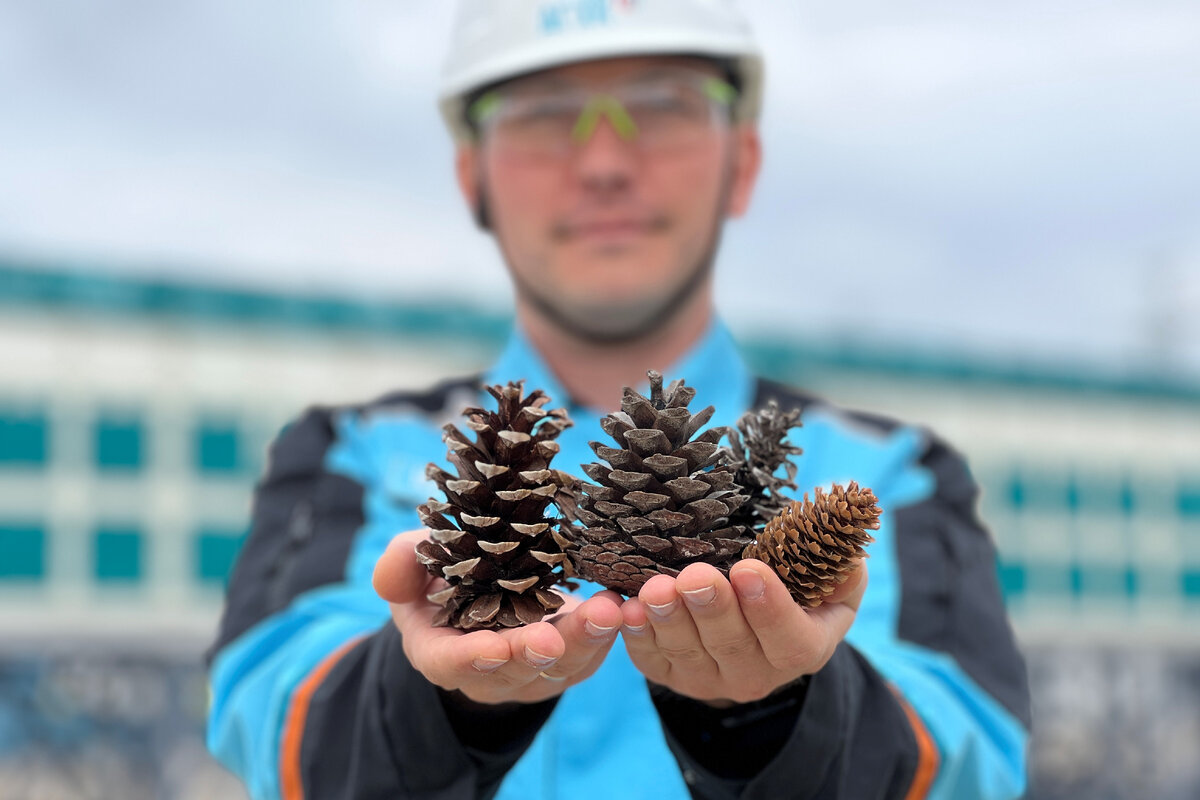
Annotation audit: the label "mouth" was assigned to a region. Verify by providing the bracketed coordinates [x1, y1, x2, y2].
[552, 215, 669, 244]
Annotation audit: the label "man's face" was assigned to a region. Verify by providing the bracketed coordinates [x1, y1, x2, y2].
[457, 56, 761, 343]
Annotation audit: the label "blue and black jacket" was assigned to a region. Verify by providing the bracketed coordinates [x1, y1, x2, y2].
[207, 321, 1031, 799]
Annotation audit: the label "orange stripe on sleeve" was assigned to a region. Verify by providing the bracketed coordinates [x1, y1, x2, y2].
[891, 686, 940, 800]
[280, 637, 365, 800]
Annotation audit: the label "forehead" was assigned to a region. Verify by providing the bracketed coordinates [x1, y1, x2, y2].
[501, 55, 724, 92]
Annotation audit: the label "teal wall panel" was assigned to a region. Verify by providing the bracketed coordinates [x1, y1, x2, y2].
[194, 529, 246, 585]
[94, 416, 144, 471]
[0, 524, 45, 579]
[0, 411, 48, 466]
[998, 561, 1026, 598]
[94, 527, 143, 582]
[194, 422, 241, 474]
[1076, 565, 1138, 599]
[1178, 483, 1200, 517]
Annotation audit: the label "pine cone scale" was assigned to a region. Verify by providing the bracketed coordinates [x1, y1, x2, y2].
[641, 454, 688, 480]
[609, 470, 655, 491]
[617, 516, 656, 534]
[624, 428, 672, 456]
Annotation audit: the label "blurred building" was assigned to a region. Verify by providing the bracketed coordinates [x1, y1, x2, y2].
[1, 261, 1198, 799]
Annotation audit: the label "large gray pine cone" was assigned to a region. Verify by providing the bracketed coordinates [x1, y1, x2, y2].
[557, 371, 753, 596]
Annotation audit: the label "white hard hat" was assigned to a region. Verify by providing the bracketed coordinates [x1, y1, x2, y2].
[439, 0, 764, 143]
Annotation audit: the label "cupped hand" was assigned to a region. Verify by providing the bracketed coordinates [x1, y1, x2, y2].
[620, 558, 867, 706]
[372, 529, 623, 705]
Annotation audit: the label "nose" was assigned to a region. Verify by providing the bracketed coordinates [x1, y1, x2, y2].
[570, 117, 637, 197]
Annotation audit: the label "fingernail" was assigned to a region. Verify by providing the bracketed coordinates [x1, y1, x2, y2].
[645, 599, 677, 620]
[680, 585, 716, 608]
[472, 657, 507, 673]
[732, 571, 765, 601]
[524, 646, 558, 668]
[584, 619, 618, 640]
[622, 622, 647, 636]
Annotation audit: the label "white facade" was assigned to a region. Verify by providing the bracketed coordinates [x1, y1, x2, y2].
[2, 269, 1198, 647]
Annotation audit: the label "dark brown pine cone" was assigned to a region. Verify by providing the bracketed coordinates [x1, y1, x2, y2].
[556, 370, 753, 596]
[743, 481, 880, 607]
[415, 381, 580, 630]
[727, 400, 803, 530]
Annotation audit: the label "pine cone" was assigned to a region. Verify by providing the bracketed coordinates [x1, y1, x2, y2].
[415, 382, 579, 630]
[743, 481, 880, 607]
[727, 400, 803, 530]
[558, 371, 753, 596]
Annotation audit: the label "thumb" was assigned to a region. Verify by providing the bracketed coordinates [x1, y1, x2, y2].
[821, 559, 868, 609]
[372, 529, 434, 604]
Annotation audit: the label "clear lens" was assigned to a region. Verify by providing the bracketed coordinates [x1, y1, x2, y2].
[472, 73, 734, 160]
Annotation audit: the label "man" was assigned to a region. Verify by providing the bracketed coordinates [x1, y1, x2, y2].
[207, 2, 1031, 798]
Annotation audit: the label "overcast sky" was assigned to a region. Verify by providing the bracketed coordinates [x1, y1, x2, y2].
[2, 0, 1198, 378]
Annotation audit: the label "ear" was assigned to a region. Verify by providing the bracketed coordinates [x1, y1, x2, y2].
[725, 124, 762, 219]
[455, 145, 480, 211]
[455, 144, 492, 230]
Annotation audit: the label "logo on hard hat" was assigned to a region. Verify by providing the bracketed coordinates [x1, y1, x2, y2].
[539, 0, 639, 35]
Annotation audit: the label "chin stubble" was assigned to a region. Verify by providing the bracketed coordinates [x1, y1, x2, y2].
[510, 236, 719, 345]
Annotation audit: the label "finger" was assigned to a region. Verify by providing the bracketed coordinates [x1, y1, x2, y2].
[673, 563, 764, 673]
[537, 592, 623, 681]
[477, 621, 567, 690]
[729, 559, 827, 674]
[572, 626, 623, 684]
[636, 574, 715, 674]
[373, 530, 434, 604]
[402, 627, 512, 691]
[805, 560, 868, 648]
[619, 597, 672, 682]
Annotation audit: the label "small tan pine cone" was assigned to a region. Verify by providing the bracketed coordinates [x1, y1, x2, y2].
[743, 481, 880, 607]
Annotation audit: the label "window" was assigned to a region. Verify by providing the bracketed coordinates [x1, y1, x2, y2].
[194, 528, 246, 585]
[194, 420, 241, 474]
[1070, 473, 1136, 516]
[94, 526, 144, 582]
[1074, 565, 1138, 599]
[1178, 481, 1200, 518]
[1064, 476, 1081, 514]
[94, 414, 144, 471]
[1182, 570, 1200, 600]
[997, 561, 1026, 599]
[0, 523, 46, 580]
[1006, 468, 1096, 514]
[0, 409, 48, 466]
[1005, 470, 1025, 510]
[1023, 563, 1073, 596]
[1119, 477, 1136, 516]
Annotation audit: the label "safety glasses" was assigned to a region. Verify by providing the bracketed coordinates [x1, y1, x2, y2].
[468, 70, 736, 161]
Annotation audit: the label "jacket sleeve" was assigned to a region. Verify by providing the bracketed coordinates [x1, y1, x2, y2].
[205, 407, 553, 800]
[652, 430, 1031, 800]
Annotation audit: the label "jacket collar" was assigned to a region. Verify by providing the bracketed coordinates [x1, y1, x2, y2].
[483, 318, 754, 430]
